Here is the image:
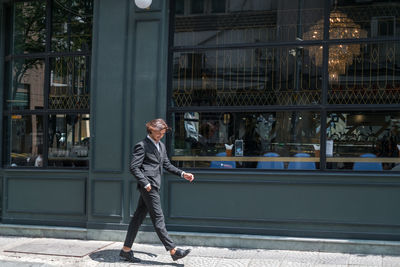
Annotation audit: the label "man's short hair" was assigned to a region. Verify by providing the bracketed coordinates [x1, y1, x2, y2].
[146, 118, 170, 134]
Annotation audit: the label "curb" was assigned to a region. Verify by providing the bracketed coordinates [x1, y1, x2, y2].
[0, 224, 399, 255]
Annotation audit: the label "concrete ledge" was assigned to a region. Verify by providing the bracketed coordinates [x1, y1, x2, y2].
[0, 224, 86, 240]
[1, 224, 400, 255]
[169, 232, 400, 256]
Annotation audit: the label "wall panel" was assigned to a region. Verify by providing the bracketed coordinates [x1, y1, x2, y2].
[91, 0, 128, 173]
[6, 177, 86, 215]
[164, 172, 400, 240]
[131, 20, 161, 144]
[92, 179, 123, 218]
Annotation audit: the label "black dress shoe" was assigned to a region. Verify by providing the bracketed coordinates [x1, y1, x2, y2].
[171, 248, 191, 261]
[119, 249, 141, 263]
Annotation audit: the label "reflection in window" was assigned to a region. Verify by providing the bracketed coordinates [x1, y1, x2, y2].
[49, 56, 90, 110]
[327, 112, 400, 171]
[328, 42, 400, 104]
[48, 114, 90, 167]
[172, 112, 320, 169]
[4, 115, 44, 167]
[331, 1, 400, 39]
[170, 1, 400, 173]
[52, 0, 93, 52]
[3, 0, 93, 169]
[190, 0, 204, 14]
[172, 47, 322, 107]
[12, 1, 46, 54]
[174, 0, 324, 46]
[211, 0, 225, 13]
[175, 0, 184, 15]
[6, 59, 45, 111]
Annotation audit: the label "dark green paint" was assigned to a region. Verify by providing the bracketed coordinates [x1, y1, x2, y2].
[0, 0, 399, 242]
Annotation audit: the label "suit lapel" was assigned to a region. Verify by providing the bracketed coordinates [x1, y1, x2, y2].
[145, 137, 161, 162]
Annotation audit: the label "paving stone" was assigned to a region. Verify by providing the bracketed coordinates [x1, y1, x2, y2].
[5, 239, 113, 257]
[280, 261, 314, 267]
[348, 254, 382, 266]
[316, 252, 350, 265]
[284, 251, 319, 264]
[181, 256, 221, 267]
[248, 258, 283, 267]
[214, 258, 251, 267]
[254, 249, 289, 261]
[314, 265, 347, 267]
[0, 260, 52, 267]
[382, 255, 400, 267]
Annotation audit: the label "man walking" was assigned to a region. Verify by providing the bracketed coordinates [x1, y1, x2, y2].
[120, 118, 194, 263]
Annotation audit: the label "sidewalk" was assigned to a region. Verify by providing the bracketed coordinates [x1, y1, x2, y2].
[0, 235, 399, 266]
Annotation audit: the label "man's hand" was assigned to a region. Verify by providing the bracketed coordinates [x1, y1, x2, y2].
[145, 184, 152, 192]
[183, 172, 195, 182]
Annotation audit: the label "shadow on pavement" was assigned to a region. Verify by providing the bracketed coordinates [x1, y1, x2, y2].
[89, 249, 184, 266]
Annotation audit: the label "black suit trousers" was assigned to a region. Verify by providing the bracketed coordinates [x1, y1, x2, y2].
[123, 186, 175, 251]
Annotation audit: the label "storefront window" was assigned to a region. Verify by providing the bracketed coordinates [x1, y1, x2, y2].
[3, 0, 92, 169]
[171, 112, 321, 169]
[170, 0, 400, 172]
[326, 111, 400, 171]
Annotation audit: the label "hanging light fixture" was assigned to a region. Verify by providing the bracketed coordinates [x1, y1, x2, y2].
[304, 6, 367, 81]
[134, 0, 152, 9]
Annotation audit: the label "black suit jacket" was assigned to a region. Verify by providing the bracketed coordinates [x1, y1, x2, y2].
[130, 137, 183, 189]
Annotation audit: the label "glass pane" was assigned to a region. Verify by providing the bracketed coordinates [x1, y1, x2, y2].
[4, 115, 44, 167]
[175, 0, 184, 15]
[13, 1, 46, 54]
[174, 0, 324, 46]
[48, 114, 90, 168]
[330, 1, 400, 39]
[328, 42, 400, 104]
[211, 0, 225, 13]
[171, 111, 321, 169]
[172, 47, 322, 107]
[6, 58, 45, 111]
[326, 111, 400, 171]
[5, 5, 12, 56]
[52, 0, 93, 52]
[190, 0, 204, 14]
[49, 56, 90, 110]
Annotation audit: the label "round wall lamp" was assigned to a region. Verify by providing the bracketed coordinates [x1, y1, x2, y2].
[135, 0, 152, 9]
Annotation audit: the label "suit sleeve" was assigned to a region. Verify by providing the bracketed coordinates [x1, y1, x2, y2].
[130, 142, 149, 188]
[162, 149, 183, 177]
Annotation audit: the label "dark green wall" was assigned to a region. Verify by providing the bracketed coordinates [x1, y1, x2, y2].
[1, 171, 88, 227]
[0, 0, 400, 242]
[163, 172, 400, 240]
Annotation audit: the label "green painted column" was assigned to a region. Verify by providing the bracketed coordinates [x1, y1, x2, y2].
[88, 0, 169, 228]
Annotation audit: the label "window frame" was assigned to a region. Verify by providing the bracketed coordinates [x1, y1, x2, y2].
[3, 0, 92, 169]
[167, 0, 400, 172]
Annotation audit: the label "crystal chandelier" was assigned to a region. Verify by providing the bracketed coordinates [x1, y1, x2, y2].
[304, 9, 367, 81]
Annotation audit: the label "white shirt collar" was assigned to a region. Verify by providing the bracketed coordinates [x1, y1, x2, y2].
[147, 135, 160, 151]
